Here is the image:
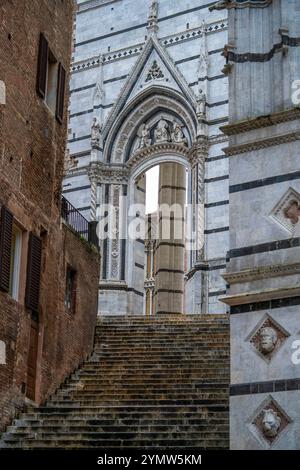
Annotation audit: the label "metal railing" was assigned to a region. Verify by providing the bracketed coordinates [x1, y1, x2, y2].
[61, 196, 89, 241]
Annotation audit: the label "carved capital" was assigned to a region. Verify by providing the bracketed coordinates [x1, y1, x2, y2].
[88, 162, 129, 185]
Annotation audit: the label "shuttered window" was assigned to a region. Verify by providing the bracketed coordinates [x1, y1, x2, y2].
[36, 33, 49, 99]
[56, 63, 66, 124]
[25, 233, 42, 313]
[0, 206, 14, 292]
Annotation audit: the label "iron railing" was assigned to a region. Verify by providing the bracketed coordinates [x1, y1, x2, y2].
[61, 196, 89, 241]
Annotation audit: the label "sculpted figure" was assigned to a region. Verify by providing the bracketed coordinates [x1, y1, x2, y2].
[171, 121, 187, 146]
[149, 1, 158, 19]
[138, 123, 151, 149]
[262, 409, 281, 438]
[91, 117, 101, 147]
[196, 89, 206, 118]
[154, 119, 169, 143]
[259, 326, 278, 355]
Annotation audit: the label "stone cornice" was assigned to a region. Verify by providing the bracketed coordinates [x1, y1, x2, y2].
[209, 134, 228, 145]
[126, 142, 190, 170]
[220, 286, 300, 307]
[223, 130, 300, 156]
[223, 263, 300, 284]
[210, 0, 272, 10]
[221, 107, 300, 136]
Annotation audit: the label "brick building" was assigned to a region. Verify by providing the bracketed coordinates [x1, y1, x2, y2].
[0, 0, 100, 432]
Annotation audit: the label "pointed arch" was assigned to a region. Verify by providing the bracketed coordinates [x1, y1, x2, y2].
[104, 86, 197, 163]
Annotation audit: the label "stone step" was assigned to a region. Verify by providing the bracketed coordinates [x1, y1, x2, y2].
[35, 404, 230, 414]
[57, 385, 228, 395]
[7, 422, 228, 435]
[1, 438, 229, 449]
[13, 416, 229, 427]
[49, 395, 228, 405]
[1, 316, 229, 449]
[45, 399, 229, 408]
[3, 430, 229, 440]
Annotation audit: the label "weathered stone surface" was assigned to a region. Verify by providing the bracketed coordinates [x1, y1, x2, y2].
[0, 315, 230, 449]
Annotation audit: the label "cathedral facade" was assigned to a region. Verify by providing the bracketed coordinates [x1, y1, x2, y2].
[66, 0, 229, 317]
[64, 0, 300, 450]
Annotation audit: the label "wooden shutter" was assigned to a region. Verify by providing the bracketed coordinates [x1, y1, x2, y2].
[56, 63, 66, 123]
[25, 233, 42, 312]
[0, 206, 13, 292]
[36, 33, 49, 99]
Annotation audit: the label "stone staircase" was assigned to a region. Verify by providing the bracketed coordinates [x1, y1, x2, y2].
[0, 315, 230, 449]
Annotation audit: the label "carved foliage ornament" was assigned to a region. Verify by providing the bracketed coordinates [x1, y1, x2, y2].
[146, 60, 165, 82]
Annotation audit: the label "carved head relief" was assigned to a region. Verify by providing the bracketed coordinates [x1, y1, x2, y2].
[284, 199, 300, 225]
[262, 408, 281, 438]
[248, 314, 290, 362]
[251, 397, 291, 446]
[270, 187, 300, 234]
[259, 326, 278, 354]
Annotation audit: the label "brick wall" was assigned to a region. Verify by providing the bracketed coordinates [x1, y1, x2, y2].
[0, 0, 100, 432]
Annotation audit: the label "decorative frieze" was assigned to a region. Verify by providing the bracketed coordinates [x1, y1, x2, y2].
[89, 162, 129, 184]
[126, 142, 190, 170]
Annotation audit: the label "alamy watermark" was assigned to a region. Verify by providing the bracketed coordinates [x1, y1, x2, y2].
[291, 80, 300, 105]
[291, 339, 300, 365]
[96, 201, 205, 251]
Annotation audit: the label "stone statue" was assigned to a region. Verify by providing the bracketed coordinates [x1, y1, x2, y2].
[91, 117, 101, 147]
[262, 408, 281, 438]
[171, 121, 187, 146]
[196, 89, 206, 118]
[138, 123, 151, 149]
[259, 326, 278, 355]
[154, 119, 169, 143]
[149, 1, 158, 19]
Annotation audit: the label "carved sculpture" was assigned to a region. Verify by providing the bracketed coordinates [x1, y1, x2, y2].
[284, 199, 300, 225]
[138, 123, 151, 149]
[154, 119, 169, 143]
[171, 121, 187, 146]
[262, 408, 281, 438]
[196, 90, 206, 119]
[259, 326, 278, 355]
[146, 60, 164, 82]
[91, 117, 102, 147]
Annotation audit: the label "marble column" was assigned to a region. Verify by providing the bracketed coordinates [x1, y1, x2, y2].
[155, 162, 186, 315]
